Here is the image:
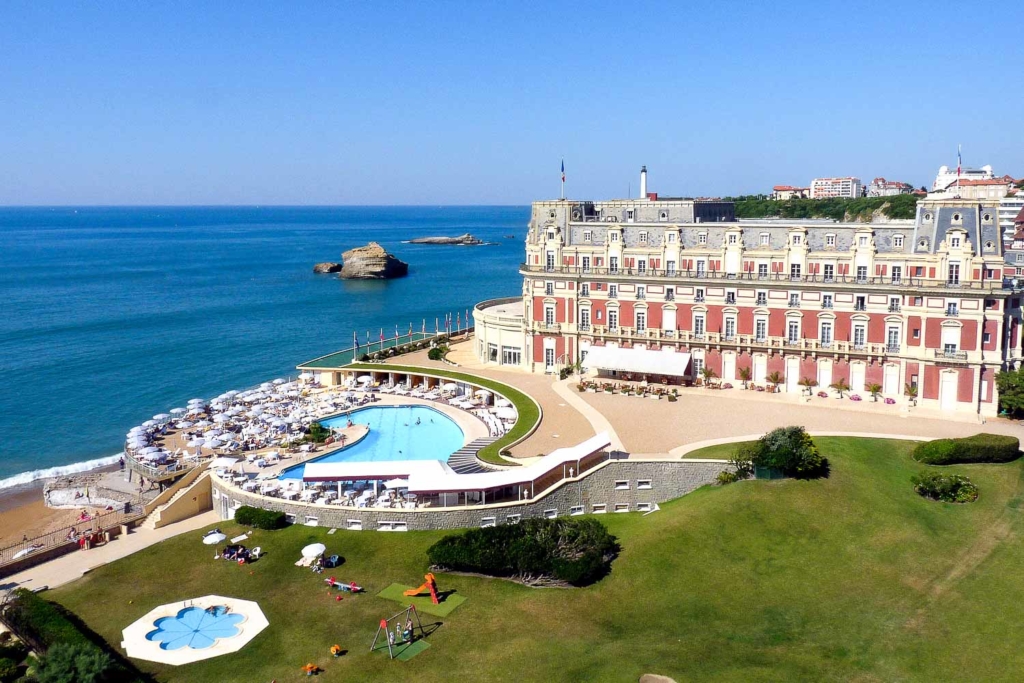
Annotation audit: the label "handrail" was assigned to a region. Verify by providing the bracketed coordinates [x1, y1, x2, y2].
[521, 264, 1007, 293]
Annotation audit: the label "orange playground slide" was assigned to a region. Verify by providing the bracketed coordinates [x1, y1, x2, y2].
[403, 572, 439, 604]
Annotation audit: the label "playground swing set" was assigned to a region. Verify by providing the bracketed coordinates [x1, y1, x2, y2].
[370, 605, 427, 659]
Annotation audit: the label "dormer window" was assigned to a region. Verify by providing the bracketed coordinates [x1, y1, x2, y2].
[952, 213, 961, 222]
[639, 231, 648, 243]
[728, 234, 737, 245]
[549, 210, 556, 218]
[760, 233, 770, 246]
[825, 234, 836, 247]
[893, 234, 904, 249]
[983, 213, 992, 222]
[924, 213, 933, 221]
[610, 232, 619, 242]
[858, 236, 869, 247]
[660, 211, 668, 221]
[698, 233, 708, 245]
[985, 241, 994, 250]
[583, 230, 592, 242]
[667, 232, 677, 243]
[791, 234, 802, 246]
[626, 209, 635, 222]
[950, 235, 961, 248]
[918, 239, 928, 249]
[547, 231, 555, 240]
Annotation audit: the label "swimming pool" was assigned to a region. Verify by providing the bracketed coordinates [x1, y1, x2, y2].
[146, 606, 244, 651]
[279, 405, 464, 479]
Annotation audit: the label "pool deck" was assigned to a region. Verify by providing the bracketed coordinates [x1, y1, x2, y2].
[121, 594, 269, 666]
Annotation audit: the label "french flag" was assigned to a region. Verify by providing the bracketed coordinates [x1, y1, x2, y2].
[561, 159, 565, 183]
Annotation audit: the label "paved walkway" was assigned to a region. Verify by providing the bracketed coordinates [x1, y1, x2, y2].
[0, 511, 219, 594]
[550, 378, 624, 452]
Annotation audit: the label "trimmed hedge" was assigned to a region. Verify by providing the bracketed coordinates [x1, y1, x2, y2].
[912, 434, 1021, 465]
[233, 505, 287, 530]
[427, 518, 618, 586]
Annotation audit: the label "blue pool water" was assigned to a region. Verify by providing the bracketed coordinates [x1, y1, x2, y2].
[146, 606, 244, 650]
[279, 405, 464, 479]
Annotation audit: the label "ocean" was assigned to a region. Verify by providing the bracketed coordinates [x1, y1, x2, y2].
[0, 206, 527, 488]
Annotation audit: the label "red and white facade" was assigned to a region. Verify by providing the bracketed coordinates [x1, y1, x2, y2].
[496, 195, 1023, 417]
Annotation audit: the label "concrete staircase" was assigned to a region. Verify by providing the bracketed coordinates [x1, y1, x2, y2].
[447, 438, 501, 473]
[140, 470, 211, 530]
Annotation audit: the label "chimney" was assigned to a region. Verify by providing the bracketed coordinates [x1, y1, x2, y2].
[639, 166, 647, 199]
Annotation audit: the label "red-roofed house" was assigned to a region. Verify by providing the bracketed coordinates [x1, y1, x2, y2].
[771, 185, 809, 200]
[933, 177, 1013, 200]
[868, 177, 914, 197]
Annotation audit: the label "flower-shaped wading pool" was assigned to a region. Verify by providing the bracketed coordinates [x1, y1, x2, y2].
[146, 606, 245, 650]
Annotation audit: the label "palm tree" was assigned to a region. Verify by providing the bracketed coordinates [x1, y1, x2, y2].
[766, 371, 783, 392]
[798, 377, 818, 396]
[830, 378, 850, 398]
[904, 383, 918, 406]
[867, 383, 883, 402]
[700, 367, 718, 387]
[738, 366, 752, 389]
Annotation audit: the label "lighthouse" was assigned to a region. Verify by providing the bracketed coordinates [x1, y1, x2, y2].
[639, 166, 648, 199]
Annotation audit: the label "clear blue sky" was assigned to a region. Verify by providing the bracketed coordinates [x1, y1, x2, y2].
[1, 2, 1021, 205]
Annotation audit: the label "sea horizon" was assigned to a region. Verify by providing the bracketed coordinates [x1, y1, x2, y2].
[0, 205, 528, 489]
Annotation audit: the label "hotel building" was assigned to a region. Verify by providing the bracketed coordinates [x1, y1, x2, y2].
[810, 177, 863, 199]
[475, 171, 1022, 417]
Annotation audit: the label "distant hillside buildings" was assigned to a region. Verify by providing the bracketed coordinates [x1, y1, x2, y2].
[810, 177, 863, 199]
[868, 177, 915, 197]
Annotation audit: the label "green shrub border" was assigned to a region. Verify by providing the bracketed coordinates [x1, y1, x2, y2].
[344, 363, 540, 466]
[233, 506, 287, 530]
[0, 588, 146, 682]
[912, 433, 1021, 465]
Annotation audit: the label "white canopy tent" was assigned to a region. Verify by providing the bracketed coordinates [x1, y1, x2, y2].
[582, 346, 691, 377]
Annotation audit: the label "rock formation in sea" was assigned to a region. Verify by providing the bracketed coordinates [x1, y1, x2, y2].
[339, 242, 409, 279]
[313, 262, 342, 274]
[407, 233, 485, 245]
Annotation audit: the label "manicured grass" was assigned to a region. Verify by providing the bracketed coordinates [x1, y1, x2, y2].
[376, 583, 466, 617]
[681, 441, 754, 460]
[344, 362, 541, 465]
[48, 437, 1024, 682]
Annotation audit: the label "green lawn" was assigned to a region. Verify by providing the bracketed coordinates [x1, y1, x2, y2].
[48, 438, 1024, 682]
[344, 362, 541, 465]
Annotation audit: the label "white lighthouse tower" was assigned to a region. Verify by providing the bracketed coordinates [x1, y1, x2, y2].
[639, 166, 648, 199]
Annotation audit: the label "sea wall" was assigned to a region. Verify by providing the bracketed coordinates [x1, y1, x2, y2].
[212, 459, 729, 531]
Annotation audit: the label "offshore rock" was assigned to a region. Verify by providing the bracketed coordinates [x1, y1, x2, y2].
[407, 233, 485, 245]
[339, 242, 409, 280]
[313, 262, 342, 274]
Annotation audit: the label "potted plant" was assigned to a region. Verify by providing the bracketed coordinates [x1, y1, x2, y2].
[766, 371, 783, 393]
[738, 366, 751, 389]
[798, 376, 818, 396]
[904, 383, 918, 407]
[700, 367, 718, 387]
[867, 383, 883, 402]
[830, 378, 850, 398]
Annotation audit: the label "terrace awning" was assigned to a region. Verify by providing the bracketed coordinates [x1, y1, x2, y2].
[582, 346, 691, 377]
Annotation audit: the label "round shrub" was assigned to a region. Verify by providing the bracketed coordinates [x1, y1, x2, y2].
[912, 472, 979, 503]
[0, 657, 17, 682]
[912, 434, 1020, 465]
[233, 506, 287, 530]
[427, 347, 447, 361]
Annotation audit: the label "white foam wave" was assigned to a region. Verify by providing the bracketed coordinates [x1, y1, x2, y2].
[0, 453, 123, 492]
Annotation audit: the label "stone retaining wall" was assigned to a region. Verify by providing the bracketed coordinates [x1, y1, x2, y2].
[211, 459, 729, 531]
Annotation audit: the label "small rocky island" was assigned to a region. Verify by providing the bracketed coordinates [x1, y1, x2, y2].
[312, 262, 342, 274]
[406, 233, 487, 245]
[336, 242, 409, 279]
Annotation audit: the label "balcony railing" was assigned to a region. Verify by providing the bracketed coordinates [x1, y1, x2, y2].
[888, 304, 901, 312]
[520, 264, 1008, 291]
[822, 302, 833, 309]
[946, 307, 959, 317]
[580, 328, 897, 356]
[934, 349, 968, 362]
[539, 322, 561, 332]
[887, 343, 900, 353]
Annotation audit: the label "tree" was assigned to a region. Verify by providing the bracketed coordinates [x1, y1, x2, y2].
[739, 426, 827, 479]
[904, 382, 918, 406]
[766, 371, 783, 392]
[798, 377, 818, 396]
[700, 367, 718, 386]
[867, 383, 883, 402]
[36, 643, 114, 683]
[830, 378, 850, 398]
[995, 367, 1024, 417]
[737, 366, 751, 389]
